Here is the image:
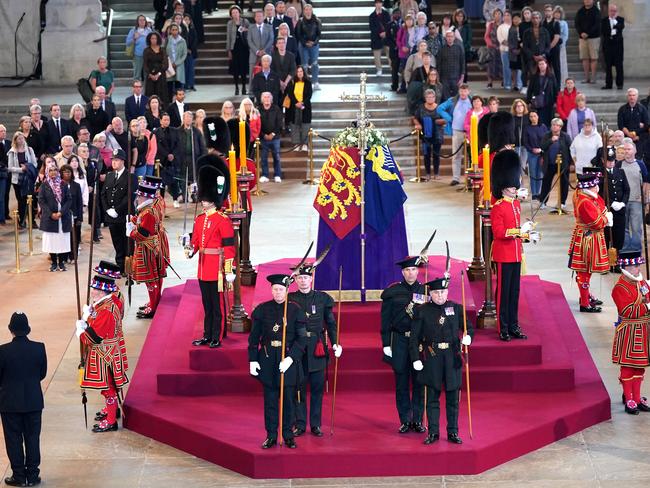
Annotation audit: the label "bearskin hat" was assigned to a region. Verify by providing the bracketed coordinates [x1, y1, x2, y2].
[488, 111, 515, 151]
[203, 116, 231, 155]
[491, 150, 521, 197]
[197, 154, 230, 207]
[477, 112, 494, 150]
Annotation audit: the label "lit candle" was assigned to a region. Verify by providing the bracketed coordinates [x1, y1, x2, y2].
[228, 146, 238, 207]
[470, 113, 478, 170]
[482, 145, 491, 203]
[239, 119, 246, 173]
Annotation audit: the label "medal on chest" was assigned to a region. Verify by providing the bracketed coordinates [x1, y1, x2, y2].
[438, 315, 445, 325]
[641, 284, 649, 296]
[272, 323, 280, 333]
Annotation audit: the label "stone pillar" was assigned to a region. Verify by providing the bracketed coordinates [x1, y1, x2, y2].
[41, 0, 106, 85]
[617, 0, 650, 78]
[0, 1, 41, 78]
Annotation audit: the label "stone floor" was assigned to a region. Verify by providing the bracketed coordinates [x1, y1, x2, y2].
[0, 170, 649, 487]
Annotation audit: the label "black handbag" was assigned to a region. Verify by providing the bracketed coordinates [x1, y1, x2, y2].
[77, 76, 94, 103]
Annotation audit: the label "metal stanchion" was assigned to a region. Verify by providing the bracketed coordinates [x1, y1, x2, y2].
[459, 139, 471, 192]
[409, 129, 425, 183]
[549, 154, 566, 215]
[7, 210, 29, 274]
[22, 195, 41, 256]
[252, 139, 267, 197]
[155, 159, 161, 178]
[303, 128, 318, 185]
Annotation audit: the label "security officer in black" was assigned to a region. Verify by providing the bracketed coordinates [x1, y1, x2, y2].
[380, 256, 426, 434]
[288, 264, 342, 437]
[101, 149, 130, 273]
[248, 274, 307, 449]
[409, 277, 473, 445]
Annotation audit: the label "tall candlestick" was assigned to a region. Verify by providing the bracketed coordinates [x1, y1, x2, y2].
[482, 145, 491, 203]
[470, 113, 478, 170]
[239, 119, 246, 173]
[229, 146, 238, 207]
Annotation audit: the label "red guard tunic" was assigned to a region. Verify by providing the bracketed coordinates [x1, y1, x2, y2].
[152, 194, 170, 272]
[190, 207, 236, 286]
[491, 196, 525, 263]
[568, 190, 609, 273]
[612, 277, 650, 368]
[130, 203, 166, 283]
[80, 295, 129, 390]
[111, 290, 128, 371]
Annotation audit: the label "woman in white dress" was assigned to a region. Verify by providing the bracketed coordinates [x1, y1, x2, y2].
[38, 163, 72, 272]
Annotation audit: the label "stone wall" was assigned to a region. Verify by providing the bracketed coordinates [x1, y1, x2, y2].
[618, 0, 650, 79]
[0, 1, 42, 78]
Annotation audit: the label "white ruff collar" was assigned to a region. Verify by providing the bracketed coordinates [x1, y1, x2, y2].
[137, 199, 154, 210]
[622, 268, 644, 282]
[582, 188, 598, 199]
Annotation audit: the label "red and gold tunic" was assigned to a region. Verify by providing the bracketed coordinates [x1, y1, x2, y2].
[612, 276, 650, 367]
[130, 203, 166, 283]
[568, 190, 609, 273]
[80, 295, 129, 390]
[491, 196, 526, 263]
[111, 290, 128, 372]
[190, 207, 236, 287]
[152, 195, 170, 272]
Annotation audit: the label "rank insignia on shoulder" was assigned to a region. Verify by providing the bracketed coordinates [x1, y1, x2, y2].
[412, 293, 428, 304]
[444, 307, 455, 316]
[272, 324, 280, 333]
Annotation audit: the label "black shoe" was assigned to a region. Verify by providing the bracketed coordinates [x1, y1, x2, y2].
[617, 86, 624, 90]
[138, 305, 148, 311]
[590, 297, 603, 306]
[625, 401, 640, 415]
[26, 478, 41, 487]
[235, 87, 240, 96]
[292, 426, 305, 436]
[601, 86, 612, 90]
[450, 180, 460, 186]
[423, 432, 439, 444]
[136, 310, 155, 319]
[209, 340, 221, 348]
[499, 332, 511, 342]
[311, 426, 323, 437]
[396, 88, 406, 94]
[4, 477, 26, 487]
[192, 337, 210, 346]
[284, 437, 297, 449]
[50, 263, 58, 272]
[448, 432, 463, 444]
[398, 422, 410, 433]
[242, 86, 247, 95]
[510, 328, 527, 340]
[93, 238, 101, 243]
[622, 393, 626, 405]
[92, 422, 118, 432]
[58, 263, 67, 272]
[580, 305, 602, 313]
[261, 437, 277, 449]
[638, 398, 650, 412]
[411, 422, 426, 433]
[94, 407, 120, 422]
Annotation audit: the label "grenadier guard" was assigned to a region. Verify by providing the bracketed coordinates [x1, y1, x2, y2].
[410, 276, 473, 445]
[568, 170, 612, 313]
[248, 274, 307, 449]
[490, 112, 539, 341]
[380, 256, 427, 434]
[611, 251, 650, 415]
[76, 274, 129, 433]
[288, 264, 342, 437]
[126, 182, 167, 319]
[183, 156, 236, 348]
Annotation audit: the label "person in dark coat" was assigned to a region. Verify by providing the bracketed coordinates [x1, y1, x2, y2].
[248, 274, 307, 449]
[521, 12, 550, 85]
[85, 95, 111, 140]
[410, 277, 473, 445]
[101, 149, 130, 273]
[251, 55, 282, 106]
[288, 264, 340, 437]
[526, 57, 557, 127]
[369, 0, 391, 76]
[286, 66, 312, 149]
[38, 163, 72, 272]
[154, 113, 182, 201]
[59, 164, 83, 263]
[601, 4, 625, 90]
[380, 256, 426, 434]
[539, 118, 572, 208]
[0, 312, 47, 488]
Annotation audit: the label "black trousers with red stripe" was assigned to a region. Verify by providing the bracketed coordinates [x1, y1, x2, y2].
[198, 280, 227, 341]
[495, 262, 521, 334]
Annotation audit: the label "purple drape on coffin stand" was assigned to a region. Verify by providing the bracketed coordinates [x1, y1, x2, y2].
[314, 210, 408, 292]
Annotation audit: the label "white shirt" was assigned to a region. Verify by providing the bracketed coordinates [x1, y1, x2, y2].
[114, 167, 125, 180]
[175, 100, 185, 115]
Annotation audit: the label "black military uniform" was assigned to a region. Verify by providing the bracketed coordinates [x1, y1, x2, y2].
[595, 151, 630, 255]
[409, 277, 473, 445]
[100, 149, 130, 273]
[288, 265, 338, 437]
[380, 256, 426, 433]
[248, 274, 307, 449]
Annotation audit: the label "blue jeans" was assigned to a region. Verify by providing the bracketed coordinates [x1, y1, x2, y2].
[145, 165, 155, 176]
[500, 51, 511, 89]
[184, 55, 196, 88]
[261, 138, 281, 178]
[526, 150, 543, 197]
[132, 55, 144, 81]
[622, 201, 643, 252]
[299, 44, 320, 84]
[0, 177, 6, 223]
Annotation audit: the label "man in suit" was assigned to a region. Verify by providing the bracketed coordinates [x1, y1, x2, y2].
[251, 54, 282, 106]
[248, 10, 274, 92]
[124, 80, 149, 123]
[45, 104, 71, 154]
[87, 86, 117, 121]
[101, 149, 130, 273]
[0, 125, 10, 222]
[263, 2, 275, 27]
[167, 88, 189, 128]
[601, 3, 625, 90]
[271, 36, 296, 104]
[154, 112, 183, 205]
[273, 1, 292, 36]
[0, 312, 47, 487]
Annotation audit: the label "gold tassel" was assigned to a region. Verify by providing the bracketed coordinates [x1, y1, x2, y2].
[78, 366, 85, 386]
[608, 247, 618, 267]
[520, 253, 527, 276]
[218, 271, 223, 293]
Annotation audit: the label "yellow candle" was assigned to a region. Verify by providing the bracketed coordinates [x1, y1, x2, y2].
[239, 119, 246, 173]
[470, 113, 478, 170]
[483, 145, 491, 203]
[228, 146, 238, 207]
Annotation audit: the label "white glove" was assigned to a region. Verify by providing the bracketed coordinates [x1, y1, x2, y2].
[125, 221, 136, 236]
[383, 346, 392, 358]
[333, 344, 343, 358]
[106, 208, 118, 219]
[516, 187, 529, 200]
[528, 231, 541, 243]
[180, 232, 191, 247]
[226, 273, 236, 283]
[417, 254, 429, 265]
[606, 211, 614, 227]
[81, 304, 92, 321]
[520, 220, 534, 234]
[462, 334, 472, 346]
[279, 356, 294, 373]
[190, 183, 198, 194]
[249, 361, 260, 376]
[413, 360, 424, 371]
[75, 319, 87, 338]
[611, 201, 625, 212]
